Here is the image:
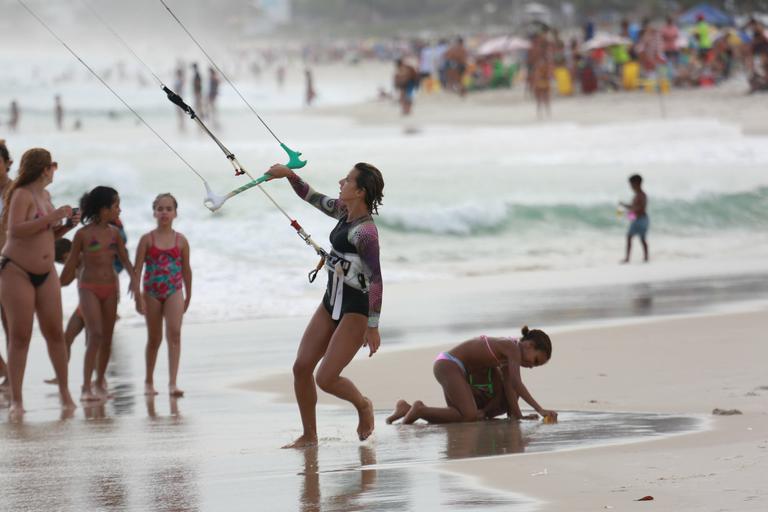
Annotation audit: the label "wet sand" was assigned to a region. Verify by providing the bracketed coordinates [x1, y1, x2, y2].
[247, 307, 768, 511]
[4, 275, 761, 510]
[0, 319, 703, 512]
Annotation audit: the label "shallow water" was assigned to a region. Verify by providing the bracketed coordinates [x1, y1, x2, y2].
[2, 86, 768, 325]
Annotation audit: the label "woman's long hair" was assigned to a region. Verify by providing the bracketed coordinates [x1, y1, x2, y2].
[1, 148, 52, 231]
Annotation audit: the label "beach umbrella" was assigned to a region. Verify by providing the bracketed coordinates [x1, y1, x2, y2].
[581, 33, 632, 51]
[678, 3, 734, 27]
[477, 36, 531, 56]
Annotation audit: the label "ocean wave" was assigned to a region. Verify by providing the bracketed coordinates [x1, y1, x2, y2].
[378, 187, 768, 236]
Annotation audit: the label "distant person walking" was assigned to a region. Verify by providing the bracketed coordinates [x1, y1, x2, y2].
[207, 66, 220, 126]
[191, 63, 204, 118]
[694, 14, 713, 60]
[530, 33, 553, 118]
[394, 58, 418, 115]
[304, 68, 316, 106]
[9, 100, 19, 131]
[661, 16, 680, 66]
[54, 95, 64, 131]
[620, 174, 649, 263]
[443, 37, 468, 96]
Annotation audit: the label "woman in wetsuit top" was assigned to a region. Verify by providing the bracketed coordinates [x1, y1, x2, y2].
[0, 147, 79, 419]
[268, 162, 384, 448]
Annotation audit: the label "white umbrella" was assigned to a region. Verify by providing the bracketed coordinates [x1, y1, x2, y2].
[477, 36, 531, 56]
[581, 33, 632, 51]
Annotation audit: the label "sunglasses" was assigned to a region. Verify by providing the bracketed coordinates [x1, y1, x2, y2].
[49, 161, 58, 170]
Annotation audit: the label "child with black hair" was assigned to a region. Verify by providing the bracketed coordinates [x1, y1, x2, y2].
[61, 186, 137, 401]
[620, 174, 649, 263]
[386, 326, 557, 425]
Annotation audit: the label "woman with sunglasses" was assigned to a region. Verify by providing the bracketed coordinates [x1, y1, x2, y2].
[0, 147, 79, 419]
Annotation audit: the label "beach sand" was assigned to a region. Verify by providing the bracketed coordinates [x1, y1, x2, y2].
[314, 74, 768, 135]
[246, 308, 768, 510]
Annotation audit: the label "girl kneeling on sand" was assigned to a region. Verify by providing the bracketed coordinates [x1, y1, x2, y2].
[61, 186, 137, 401]
[134, 193, 191, 397]
[387, 326, 557, 424]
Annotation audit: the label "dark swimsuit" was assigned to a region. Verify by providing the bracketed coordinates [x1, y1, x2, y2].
[0, 202, 53, 288]
[288, 173, 383, 327]
[0, 256, 50, 288]
[322, 216, 370, 320]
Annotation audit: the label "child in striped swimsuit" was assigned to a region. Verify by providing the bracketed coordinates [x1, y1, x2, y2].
[134, 193, 192, 397]
[386, 326, 557, 425]
[60, 186, 137, 402]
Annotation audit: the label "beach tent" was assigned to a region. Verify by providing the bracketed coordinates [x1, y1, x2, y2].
[678, 3, 734, 27]
[581, 33, 632, 51]
[477, 36, 531, 56]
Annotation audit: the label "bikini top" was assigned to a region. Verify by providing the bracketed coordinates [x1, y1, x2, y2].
[85, 228, 119, 254]
[470, 336, 519, 395]
[32, 195, 52, 231]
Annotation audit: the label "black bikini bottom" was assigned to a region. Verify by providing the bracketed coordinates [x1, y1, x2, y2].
[0, 255, 50, 288]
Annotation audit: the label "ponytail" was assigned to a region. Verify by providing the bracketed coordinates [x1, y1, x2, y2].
[80, 186, 118, 224]
[521, 325, 552, 359]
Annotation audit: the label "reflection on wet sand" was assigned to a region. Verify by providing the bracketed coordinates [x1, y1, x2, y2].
[300, 445, 378, 511]
[145, 394, 182, 419]
[444, 419, 527, 459]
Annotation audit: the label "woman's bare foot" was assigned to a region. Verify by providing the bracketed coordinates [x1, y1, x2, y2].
[80, 386, 101, 402]
[60, 391, 77, 411]
[144, 383, 159, 396]
[386, 399, 411, 424]
[94, 381, 113, 400]
[44, 377, 59, 385]
[357, 397, 375, 441]
[169, 385, 184, 397]
[403, 400, 425, 424]
[282, 434, 318, 449]
[9, 401, 24, 422]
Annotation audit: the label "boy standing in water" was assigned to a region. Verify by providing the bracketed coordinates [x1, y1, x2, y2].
[621, 174, 649, 263]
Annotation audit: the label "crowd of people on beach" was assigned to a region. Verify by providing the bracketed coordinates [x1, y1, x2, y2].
[389, 14, 767, 116]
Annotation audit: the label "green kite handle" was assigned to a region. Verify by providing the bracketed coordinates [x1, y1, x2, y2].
[230, 173, 271, 195]
[281, 143, 307, 169]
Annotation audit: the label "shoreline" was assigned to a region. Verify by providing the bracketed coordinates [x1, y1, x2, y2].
[310, 74, 768, 135]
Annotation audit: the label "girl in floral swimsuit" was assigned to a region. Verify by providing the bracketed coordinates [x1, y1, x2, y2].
[61, 186, 137, 402]
[133, 193, 192, 397]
